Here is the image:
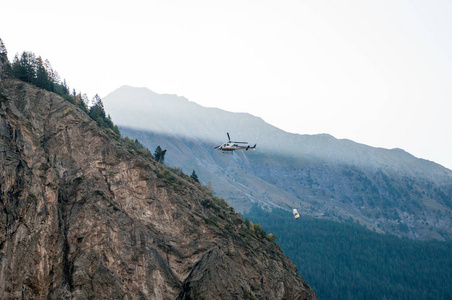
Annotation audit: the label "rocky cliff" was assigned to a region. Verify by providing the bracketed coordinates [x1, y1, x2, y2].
[0, 77, 317, 299]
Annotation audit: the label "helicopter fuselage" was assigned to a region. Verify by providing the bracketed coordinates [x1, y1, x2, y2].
[214, 133, 256, 153]
[218, 143, 256, 152]
[219, 143, 239, 151]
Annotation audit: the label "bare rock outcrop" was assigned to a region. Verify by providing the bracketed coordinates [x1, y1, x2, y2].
[0, 78, 317, 299]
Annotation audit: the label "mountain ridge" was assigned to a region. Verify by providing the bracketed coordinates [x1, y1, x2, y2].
[104, 86, 451, 177]
[103, 85, 452, 240]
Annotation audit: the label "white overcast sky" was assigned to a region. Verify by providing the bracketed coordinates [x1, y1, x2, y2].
[1, 0, 452, 169]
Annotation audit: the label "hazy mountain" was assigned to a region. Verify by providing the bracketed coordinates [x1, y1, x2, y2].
[103, 85, 452, 240]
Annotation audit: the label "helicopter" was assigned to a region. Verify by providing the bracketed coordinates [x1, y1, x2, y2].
[214, 133, 256, 153]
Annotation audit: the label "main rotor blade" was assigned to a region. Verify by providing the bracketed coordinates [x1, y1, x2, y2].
[227, 132, 231, 142]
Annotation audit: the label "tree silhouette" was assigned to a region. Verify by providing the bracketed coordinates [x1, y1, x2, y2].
[154, 146, 167, 164]
[12, 52, 36, 83]
[89, 94, 106, 123]
[0, 38, 11, 76]
[0, 38, 7, 62]
[35, 57, 51, 90]
[9, 50, 69, 95]
[190, 170, 200, 183]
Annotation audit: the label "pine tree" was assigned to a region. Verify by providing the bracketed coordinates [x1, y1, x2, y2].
[19, 52, 36, 83]
[0, 38, 11, 76]
[0, 38, 7, 63]
[190, 170, 200, 183]
[12, 53, 28, 82]
[34, 56, 51, 90]
[154, 146, 167, 164]
[89, 94, 106, 124]
[44, 59, 59, 90]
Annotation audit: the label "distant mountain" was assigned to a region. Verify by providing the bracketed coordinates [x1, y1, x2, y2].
[103, 85, 452, 240]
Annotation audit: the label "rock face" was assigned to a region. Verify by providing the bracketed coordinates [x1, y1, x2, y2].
[0, 78, 317, 299]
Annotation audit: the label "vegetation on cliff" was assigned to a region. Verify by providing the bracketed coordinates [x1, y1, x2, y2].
[0, 39, 158, 157]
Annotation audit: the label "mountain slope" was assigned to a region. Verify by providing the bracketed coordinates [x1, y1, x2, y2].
[103, 86, 452, 240]
[0, 78, 317, 299]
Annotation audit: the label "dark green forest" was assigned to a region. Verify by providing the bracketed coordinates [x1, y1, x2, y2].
[244, 206, 452, 300]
